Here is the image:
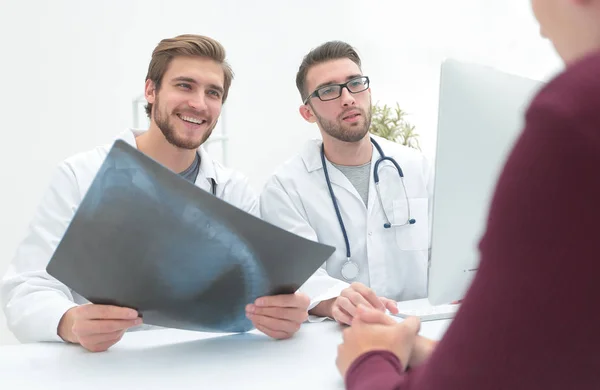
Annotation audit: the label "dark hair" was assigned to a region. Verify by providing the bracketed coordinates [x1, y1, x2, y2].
[144, 34, 234, 117]
[296, 41, 362, 102]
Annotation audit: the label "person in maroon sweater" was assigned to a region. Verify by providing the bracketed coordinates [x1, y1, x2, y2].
[336, 1, 600, 389]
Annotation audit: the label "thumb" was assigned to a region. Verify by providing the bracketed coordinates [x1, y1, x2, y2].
[356, 304, 397, 325]
[394, 316, 422, 372]
[380, 297, 399, 314]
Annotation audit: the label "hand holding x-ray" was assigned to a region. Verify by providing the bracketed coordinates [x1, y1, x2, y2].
[58, 304, 142, 352]
[245, 292, 310, 339]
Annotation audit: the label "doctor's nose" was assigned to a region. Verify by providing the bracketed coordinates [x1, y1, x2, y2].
[340, 87, 357, 107]
[188, 93, 208, 112]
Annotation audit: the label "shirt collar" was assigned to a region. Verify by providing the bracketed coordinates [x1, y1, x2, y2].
[117, 128, 219, 185]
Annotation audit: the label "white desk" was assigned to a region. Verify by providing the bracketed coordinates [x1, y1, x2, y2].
[0, 319, 451, 389]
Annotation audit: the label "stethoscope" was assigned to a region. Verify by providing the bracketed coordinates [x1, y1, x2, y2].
[209, 178, 216, 196]
[320, 137, 415, 281]
[191, 167, 216, 195]
[188, 152, 217, 196]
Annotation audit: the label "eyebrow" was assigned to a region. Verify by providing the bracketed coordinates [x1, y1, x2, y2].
[172, 76, 225, 94]
[314, 74, 363, 91]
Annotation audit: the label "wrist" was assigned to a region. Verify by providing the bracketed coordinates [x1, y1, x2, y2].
[309, 297, 335, 318]
[57, 308, 77, 344]
[407, 336, 437, 368]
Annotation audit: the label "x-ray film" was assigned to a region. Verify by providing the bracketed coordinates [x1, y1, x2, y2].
[47, 140, 335, 333]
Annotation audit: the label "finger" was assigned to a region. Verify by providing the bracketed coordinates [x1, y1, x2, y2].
[246, 305, 308, 324]
[254, 323, 292, 340]
[332, 304, 353, 326]
[72, 318, 142, 337]
[336, 296, 358, 318]
[254, 292, 310, 309]
[356, 305, 397, 325]
[77, 304, 139, 320]
[79, 329, 125, 347]
[83, 338, 121, 353]
[380, 298, 399, 314]
[343, 290, 374, 312]
[249, 314, 301, 335]
[348, 283, 385, 310]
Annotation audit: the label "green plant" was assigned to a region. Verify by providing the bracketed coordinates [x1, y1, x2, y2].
[369, 102, 421, 150]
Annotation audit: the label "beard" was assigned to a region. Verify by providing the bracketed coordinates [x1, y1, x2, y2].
[153, 96, 217, 150]
[314, 103, 372, 143]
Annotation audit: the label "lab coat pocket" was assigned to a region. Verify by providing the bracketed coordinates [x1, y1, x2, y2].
[393, 197, 428, 251]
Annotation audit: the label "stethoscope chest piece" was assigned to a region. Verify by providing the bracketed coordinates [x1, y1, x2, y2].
[341, 259, 359, 281]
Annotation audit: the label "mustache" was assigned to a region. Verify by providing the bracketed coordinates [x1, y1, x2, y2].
[338, 108, 366, 120]
[176, 108, 210, 118]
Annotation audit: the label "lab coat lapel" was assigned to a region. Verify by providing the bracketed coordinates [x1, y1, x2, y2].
[302, 139, 364, 204]
[323, 159, 363, 202]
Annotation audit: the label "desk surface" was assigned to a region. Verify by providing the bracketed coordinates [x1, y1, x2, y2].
[0, 319, 451, 389]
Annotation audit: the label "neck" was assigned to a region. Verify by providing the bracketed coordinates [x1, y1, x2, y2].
[562, 33, 600, 66]
[135, 125, 197, 173]
[322, 134, 372, 166]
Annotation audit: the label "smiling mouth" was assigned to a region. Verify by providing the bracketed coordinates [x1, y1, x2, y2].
[177, 114, 207, 125]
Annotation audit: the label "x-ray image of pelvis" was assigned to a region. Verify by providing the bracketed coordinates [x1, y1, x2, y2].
[47, 140, 335, 333]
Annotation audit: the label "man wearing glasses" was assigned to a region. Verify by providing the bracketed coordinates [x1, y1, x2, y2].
[260, 41, 434, 325]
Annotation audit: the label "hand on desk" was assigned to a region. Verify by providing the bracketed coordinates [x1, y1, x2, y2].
[58, 304, 142, 352]
[246, 292, 310, 340]
[336, 305, 437, 378]
[313, 282, 399, 325]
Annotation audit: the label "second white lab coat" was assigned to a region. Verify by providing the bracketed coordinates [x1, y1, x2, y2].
[260, 135, 434, 316]
[1, 129, 259, 343]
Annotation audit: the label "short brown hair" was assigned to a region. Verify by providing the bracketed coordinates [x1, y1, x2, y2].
[144, 34, 234, 117]
[295, 41, 362, 102]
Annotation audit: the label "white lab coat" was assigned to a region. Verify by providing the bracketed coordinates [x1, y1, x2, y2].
[260, 135, 434, 317]
[1, 129, 259, 343]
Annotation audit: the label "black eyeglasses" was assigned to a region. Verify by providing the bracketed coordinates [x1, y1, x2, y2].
[303, 76, 370, 105]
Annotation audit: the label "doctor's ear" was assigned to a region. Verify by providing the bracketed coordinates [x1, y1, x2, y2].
[145, 79, 157, 104]
[299, 104, 317, 123]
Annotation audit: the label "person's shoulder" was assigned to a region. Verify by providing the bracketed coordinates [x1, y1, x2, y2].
[529, 50, 600, 123]
[199, 151, 258, 214]
[210, 157, 249, 187]
[60, 129, 142, 174]
[268, 138, 321, 183]
[39, 140, 115, 201]
[373, 135, 429, 165]
[58, 141, 112, 178]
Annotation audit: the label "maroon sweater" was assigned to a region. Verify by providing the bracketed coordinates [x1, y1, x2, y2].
[346, 51, 600, 389]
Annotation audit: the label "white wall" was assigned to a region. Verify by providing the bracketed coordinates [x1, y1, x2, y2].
[0, 0, 562, 344]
